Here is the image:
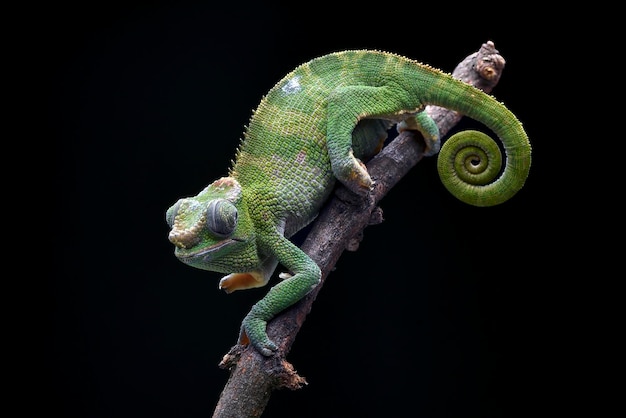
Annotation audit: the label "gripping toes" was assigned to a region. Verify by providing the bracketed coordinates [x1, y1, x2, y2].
[240, 314, 277, 356]
[342, 156, 374, 196]
[219, 271, 265, 293]
[355, 158, 375, 192]
[397, 112, 441, 156]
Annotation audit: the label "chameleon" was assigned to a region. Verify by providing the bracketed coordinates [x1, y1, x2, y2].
[165, 49, 531, 356]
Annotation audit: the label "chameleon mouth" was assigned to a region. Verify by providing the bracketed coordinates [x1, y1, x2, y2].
[175, 238, 243, 262]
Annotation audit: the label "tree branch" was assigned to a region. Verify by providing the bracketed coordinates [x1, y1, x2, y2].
[212, 41, 506, 418]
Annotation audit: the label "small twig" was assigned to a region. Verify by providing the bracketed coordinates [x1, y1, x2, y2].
[212, 41, 506, 418]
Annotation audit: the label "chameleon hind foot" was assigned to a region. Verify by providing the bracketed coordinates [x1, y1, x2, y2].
[339, 156, 374, 196]
[397, 111, 441, 156]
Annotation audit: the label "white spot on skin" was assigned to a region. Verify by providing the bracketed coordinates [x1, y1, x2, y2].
[185, 200, 203, 212]
[282, 75, 301, 94]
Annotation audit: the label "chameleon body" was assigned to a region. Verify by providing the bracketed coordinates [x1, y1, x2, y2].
[166, 50, 531, 356]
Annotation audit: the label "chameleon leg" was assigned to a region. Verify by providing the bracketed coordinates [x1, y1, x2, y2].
[240, 232, 321, 356]
[326, 85, 422, 194]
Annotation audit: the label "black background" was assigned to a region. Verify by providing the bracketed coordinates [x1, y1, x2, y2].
[33, 2, 578, 417]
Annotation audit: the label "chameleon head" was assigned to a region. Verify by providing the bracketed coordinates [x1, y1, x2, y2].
[165, 177, 258, 272]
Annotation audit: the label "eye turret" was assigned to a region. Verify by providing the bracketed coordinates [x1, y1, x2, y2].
[206, 199, 238, 237]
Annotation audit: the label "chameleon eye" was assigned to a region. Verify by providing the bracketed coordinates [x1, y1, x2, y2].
[206, 199, 238, 237]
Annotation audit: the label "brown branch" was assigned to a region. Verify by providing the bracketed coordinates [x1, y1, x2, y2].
[212, 41, 506, 418]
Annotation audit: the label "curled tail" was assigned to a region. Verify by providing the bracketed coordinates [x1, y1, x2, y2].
[427, 79, 531, 207]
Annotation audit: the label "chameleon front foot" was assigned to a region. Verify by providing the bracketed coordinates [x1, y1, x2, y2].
[219, 271, 266, 293]
[239, 315, 277, 356]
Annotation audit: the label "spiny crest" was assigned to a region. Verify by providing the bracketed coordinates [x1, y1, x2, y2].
[229, 112, 255, 175]
[226, 48, 459, 176]
[228, 140, 243, 176]
[318, 49, 457, 84]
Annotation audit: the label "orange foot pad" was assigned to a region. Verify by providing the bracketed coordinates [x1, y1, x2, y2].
[218, 272, 263, 293]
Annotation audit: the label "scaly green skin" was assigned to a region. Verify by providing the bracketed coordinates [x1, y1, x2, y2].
[166, 50, 531, 356]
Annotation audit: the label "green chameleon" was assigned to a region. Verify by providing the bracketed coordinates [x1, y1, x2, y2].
[165, 49, 531, 356]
